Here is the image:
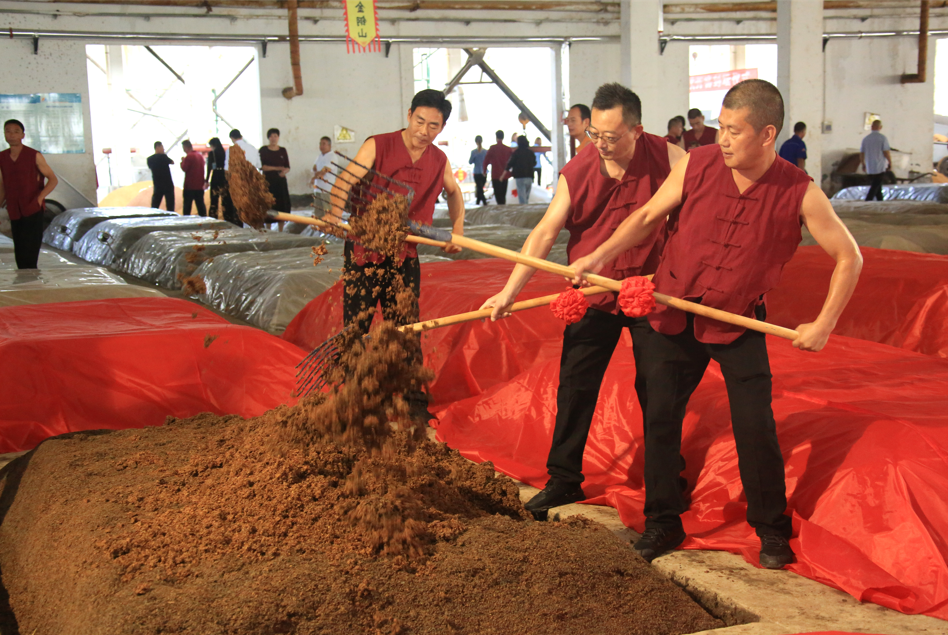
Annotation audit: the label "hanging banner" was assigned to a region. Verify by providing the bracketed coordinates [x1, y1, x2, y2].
[344, 0, 381, 54]
[689, 68, 758, 93]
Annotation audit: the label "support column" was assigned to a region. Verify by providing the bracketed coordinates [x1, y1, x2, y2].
[105, 45, 133, 190]
[550, 43, 568, 187]
[777, 0, 824, 185]
[620, 0, 664, 134]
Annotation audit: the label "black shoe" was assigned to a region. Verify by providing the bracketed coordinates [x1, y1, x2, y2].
[524, 481, 585, 519]
[759, 534, 794, 569]
[633, 526, 686, 563]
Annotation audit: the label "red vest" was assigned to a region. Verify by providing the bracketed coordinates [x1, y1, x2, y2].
[683, 126, 717, 151]
[352, 129, 447, 264]
[0, 146, 43, 221]
[561, 133, 671, 313]
[649, 145, 811, 343]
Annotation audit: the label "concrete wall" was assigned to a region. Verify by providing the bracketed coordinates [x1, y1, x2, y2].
[258, 42, 411, 195]
[0, 38, 97, 204]
[822, 35, 937, 181]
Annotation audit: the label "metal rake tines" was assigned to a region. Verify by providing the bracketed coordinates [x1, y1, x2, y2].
[295, 332, 345, 396]
[335, 151, 416, 207]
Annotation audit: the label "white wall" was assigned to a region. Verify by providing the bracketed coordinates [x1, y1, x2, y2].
[258, 42, 410, 195]
[0, 38, 97, 204]
[822, 35, 936, 181]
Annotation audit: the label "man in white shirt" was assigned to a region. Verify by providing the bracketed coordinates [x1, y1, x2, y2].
[224, 128, 261, 170]
[311, 136, 339, 215]
[859, 119, 892, 201]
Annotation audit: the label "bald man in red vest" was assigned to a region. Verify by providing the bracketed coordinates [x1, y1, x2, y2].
[325, 89, 465, 424]
[480, 83, 686, 518]
[571, 79, 862, 569]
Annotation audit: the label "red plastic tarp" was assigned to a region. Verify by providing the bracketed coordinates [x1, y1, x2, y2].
[768, 246, 948, 358]
[0, 297, 304, 453]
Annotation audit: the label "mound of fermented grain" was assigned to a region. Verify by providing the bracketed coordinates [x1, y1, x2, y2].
[349, 193, 411, 259]
[229, 143, 275, 229]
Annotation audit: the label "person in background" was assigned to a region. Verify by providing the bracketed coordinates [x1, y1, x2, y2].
[664, 117, 685, 149]
[469, 135, 488, 206]
[225, 129, 261, 170]
[566, 103, 592, 158]
[778, 121, 807, 173]
[260, 127, 291, 230]
[205, 137, 227, 221]
[147, 141, 175, 211]
[510, 132, 520, 148]
[682, 108, 718, 151]
[311, 136, 339, 216]
[484, 130, 514, 205]
[0, 119, 58, 269]
[180, 140, 207, 217]
[860, 119, 891, 202]
[507, 135, 536, 204]
[533, 137, 552, 186]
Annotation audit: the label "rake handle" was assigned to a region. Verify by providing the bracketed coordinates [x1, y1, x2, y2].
[399, 286, 611, 333]
[269, 212, 449, 248]
[443, 234, 799, 342]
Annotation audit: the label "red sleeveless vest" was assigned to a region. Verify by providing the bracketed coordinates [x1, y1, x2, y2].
[352, 129, 447, 265]
[561, 133, 671, 313]
[0, 146, 43, 221]
[649, 144, 811, 344]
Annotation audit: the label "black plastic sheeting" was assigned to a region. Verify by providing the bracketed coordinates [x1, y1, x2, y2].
[72, 216, 233, 267]
[42, 207, 176, 252]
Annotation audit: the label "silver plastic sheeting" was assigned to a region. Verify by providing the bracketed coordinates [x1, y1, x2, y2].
[42, 207, 176, 252]
[433, 204, 547, 229]
[832, 183, 948, 203]
[0, 250, 78, 269]
[0, 235, 13, 251]
[415, 224, 568, 265]
[115, 228, 324, 290]
[72, 216, 233, 267]
[831, 200, 948, 216]
[0, 266, 126, 291]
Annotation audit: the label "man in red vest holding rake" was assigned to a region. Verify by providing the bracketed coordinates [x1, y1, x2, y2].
[571, 79, 862, 569]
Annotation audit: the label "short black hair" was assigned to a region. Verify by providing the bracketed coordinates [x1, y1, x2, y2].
[267, 128, 280, 138]
[722, 79, 785, 135]
[793, 121, 807, 134]
[208, 137, 222, 149]
[495, 130, 505, 140]
[320, 136, 331, 144]
[3, 119, 24, 132]
[687, 108, 703, 120]
[182, 140, 193, 149]
[154, 141, 163, 149]
[675, 115, 686, 127]
[475, 135, 483, 144]
[591, 83, 642, 128]
[517, 135, 529, 149]
[668, 117, 681, 132]
[229, 129, 242, 140]
[570, 103, 591, 122]
[409, 89, 452, 126]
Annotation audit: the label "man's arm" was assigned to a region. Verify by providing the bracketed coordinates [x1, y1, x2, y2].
[883, 150, 892, 171]
[325, 138, 375, 223]
[570, 153, 690, 284]
[479, 174, 572, 321]
[667, 142, 686, 169]
[797, 157, 806, 170]
[35, 152, 58, 207]
[441, 162, 464, 254]
[793, 182, 863, 352]
[0, 168, 6, 208]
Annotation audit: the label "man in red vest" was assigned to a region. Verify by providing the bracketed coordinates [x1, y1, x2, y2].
[0, 119, 59, 269]
[480, 83, 686, 517]
[325, 89, 464, 423]
[682, 107, 718, 151]
[571, 79, 862, 569]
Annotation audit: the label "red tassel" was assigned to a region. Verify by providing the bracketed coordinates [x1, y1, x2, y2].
[618, 277, 656, 318]
[550, 288, 589, 325]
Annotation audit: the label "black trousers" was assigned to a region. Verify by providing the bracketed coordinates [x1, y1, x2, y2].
[342, 241, 426, 409]
[492, 179, 508, 205]
[637, 314, 792, 539]
[535, 167, 542, 185]
[866, 173, 885, 201]
[547, 308, 651, 484]
[10, 211, 44, 269]
[220, 176, 240, 226]
[209, 171, 227, 219]
[474, 174, 487, 205]
[182, 189, 207, 217]
[151, 186, 174, 211]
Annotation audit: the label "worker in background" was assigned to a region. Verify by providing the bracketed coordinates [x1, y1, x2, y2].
[312, 136, 340, 216]
[484, 130, 514, 205]
[147, 141, 175, 211]
[566, 103, 592, 158]
[180, 140, 207, 217]
[778, 121, 807, 173]
[0, 119, 58, 269]
[682, 108, 718, 151]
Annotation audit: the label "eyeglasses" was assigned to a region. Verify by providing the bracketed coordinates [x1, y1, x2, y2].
[585, 128, 627, 146]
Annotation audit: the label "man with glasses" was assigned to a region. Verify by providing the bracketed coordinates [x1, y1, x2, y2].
[480, 83, 686, 517]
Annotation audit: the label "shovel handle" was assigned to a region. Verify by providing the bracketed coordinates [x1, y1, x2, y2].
[442, 233, 799, 341]
[269, 212, 449, 248]
[399, 286, 611, 333]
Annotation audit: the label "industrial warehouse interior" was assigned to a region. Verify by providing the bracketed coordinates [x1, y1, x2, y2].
[2, 0, 948, 633]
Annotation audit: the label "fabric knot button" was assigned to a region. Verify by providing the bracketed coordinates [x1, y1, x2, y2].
[550, 288, 589, 325]
[618, 276, 656, 317]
